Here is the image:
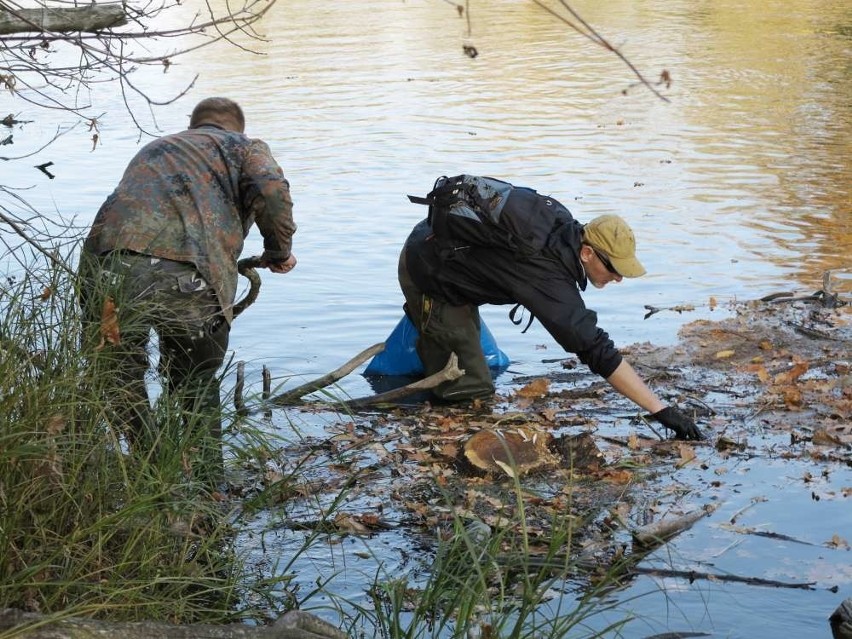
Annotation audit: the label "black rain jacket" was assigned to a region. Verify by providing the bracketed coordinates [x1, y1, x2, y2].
[403, 197, 623, 379]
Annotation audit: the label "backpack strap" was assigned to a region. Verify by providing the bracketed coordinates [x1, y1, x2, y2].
[509, 303, 535, 333]
[407, 175, 461, 237]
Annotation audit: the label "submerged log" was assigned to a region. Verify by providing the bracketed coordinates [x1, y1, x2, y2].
[0, 6, 127, 35]
[0, 608, 348, 638]
[631, 503, 719, 549]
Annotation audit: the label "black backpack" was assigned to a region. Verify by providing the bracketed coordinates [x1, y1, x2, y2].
[408, 174, 570, 258]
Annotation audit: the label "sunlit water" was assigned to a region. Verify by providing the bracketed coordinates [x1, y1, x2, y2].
[2, 0, 850, 636]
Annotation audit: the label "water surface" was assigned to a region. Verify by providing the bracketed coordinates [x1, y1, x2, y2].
[2, 0, 850, 636]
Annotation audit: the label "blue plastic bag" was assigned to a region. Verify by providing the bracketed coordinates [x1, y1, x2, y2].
[364, 314, 510, 376]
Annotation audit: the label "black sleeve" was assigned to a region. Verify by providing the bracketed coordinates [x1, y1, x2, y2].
[512, 265, 623, 378]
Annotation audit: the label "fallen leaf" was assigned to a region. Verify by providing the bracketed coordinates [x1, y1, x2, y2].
[515, 378, 550, 399]
[774, 361, 809, 385]
[333, 513, 370, 534]
[438, 442, 458, 458]
[676, 444, 696, 467]
[813, 429, 843, 447]
[827, 534, 849, 549]
[600, 468, 633, 484]
[45, 414, 66, 435]
[96, 296, 120, 350]
[782, 387, 803, 408]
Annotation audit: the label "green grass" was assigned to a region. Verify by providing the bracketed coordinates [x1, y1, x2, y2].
[352, 473, 633, 639]
[0, 252, 277, 626]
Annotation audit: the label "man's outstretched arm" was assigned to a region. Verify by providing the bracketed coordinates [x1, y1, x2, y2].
[606, 360, 704, 440]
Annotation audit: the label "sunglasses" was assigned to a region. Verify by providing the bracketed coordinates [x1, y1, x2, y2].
[592, 247, 620, 276]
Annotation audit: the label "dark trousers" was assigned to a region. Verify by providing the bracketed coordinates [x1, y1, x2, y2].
[79, 251, 229, 485]
[397, 247, 495, 402]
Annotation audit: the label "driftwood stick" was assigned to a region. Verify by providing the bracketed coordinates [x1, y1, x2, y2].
[0, 6, 127, 35]
[270, 343, 386, 406]
[718, 523, 818, 546]
[626, 565, 816, 591]
[262, 365, 272, 400]
[235, 361, 246, 414]
[631, 503, 719, 549]
[728, 496, 767, 524]
[233, 257, 263, 319]
[497, 553, 816, 591]
[343, 353, 464, 409]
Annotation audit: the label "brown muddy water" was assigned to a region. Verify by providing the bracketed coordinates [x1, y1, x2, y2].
[2, 0, 850, 637]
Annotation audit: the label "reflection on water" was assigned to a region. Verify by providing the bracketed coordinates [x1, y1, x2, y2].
[4, 0, 849, 379]
[183, 0, 850, 384]
[1, 1, 850, 634]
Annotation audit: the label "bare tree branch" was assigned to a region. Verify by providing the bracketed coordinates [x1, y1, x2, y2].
[530, 0, 670, 101]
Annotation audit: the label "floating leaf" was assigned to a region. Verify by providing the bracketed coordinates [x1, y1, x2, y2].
[812, 428, 843, 447]
[515, 378, 549, 399]
[677, 444, 696, 467]
[774, 361, 809, 385]
[827, 534, 849, 549]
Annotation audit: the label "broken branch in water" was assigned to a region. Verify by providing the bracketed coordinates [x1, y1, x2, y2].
[643, 303, 696, 320]
[718, 523, 818, 546]
[626, 565, 817, 590]
[344, 353, 465, 409]
[270, 343, 386, 406]
[631, 503, 719, 549]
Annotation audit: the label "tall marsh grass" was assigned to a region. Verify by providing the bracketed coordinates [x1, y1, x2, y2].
[0, 252, 272, 625]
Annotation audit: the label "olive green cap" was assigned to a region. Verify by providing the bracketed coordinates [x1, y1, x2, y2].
[583, 214, 646, 278]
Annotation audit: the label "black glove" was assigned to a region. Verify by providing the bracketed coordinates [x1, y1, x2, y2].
[651, 406, 704, 441]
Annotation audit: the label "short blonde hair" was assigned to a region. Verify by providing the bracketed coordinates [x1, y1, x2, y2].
[189, 97, 245, 131]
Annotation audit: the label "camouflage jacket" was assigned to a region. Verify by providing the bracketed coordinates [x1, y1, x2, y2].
[83, 124, 296, 323]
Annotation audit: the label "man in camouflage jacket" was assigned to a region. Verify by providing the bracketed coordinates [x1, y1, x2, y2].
[79, 97, 297, 485]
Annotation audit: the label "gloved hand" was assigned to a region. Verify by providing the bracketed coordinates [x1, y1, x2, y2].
[651, 406, 704, 441]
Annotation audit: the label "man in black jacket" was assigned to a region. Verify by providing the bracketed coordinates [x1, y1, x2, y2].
[398, 178, 703, 441]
